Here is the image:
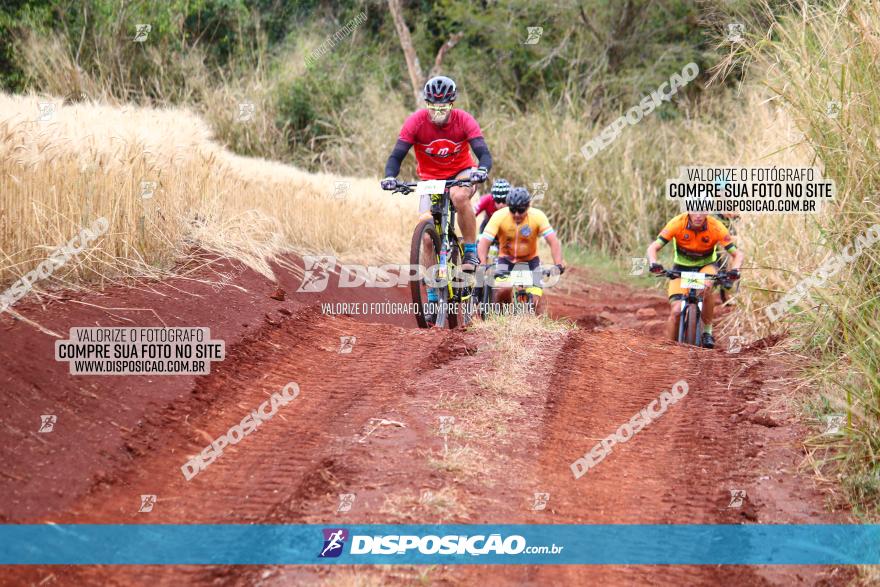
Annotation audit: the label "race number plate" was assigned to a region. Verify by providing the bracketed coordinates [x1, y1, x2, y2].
[509, 269, 534, 287]
[415, 180, 446, 196]
[680, 271, 706, 290]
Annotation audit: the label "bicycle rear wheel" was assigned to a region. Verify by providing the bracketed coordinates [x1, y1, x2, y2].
[410, 219, 445, 329]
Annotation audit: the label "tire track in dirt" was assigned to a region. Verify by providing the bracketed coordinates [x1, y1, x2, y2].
[1, 267, 855, 586]
[8, 307, 476, 586]
[0, 254, 414, 525]
[460, 326, 852, 586]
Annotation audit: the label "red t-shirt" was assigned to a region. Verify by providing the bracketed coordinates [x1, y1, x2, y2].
[474, 194, 498, 217]
[398, 109, 482, 180]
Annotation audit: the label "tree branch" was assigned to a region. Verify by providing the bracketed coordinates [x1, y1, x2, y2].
[430, 31, 464, 77]
[578, 4, 605, 45]
[387, 0, 424, 105]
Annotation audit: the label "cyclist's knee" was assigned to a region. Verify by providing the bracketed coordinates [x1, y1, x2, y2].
[450, 189, 471, 208]
[669, 301, 682, 316]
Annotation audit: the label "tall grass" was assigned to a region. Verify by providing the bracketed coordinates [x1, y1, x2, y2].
[332, 84, 817, 255]
[0, 92, 413, 292]
[8, 0, 812, 272]
[733, 0, 880, 517]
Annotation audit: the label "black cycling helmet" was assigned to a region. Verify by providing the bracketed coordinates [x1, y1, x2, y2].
[423, 76, 457, 103]
[491, 178, 511, 203]
[507, 187, 531, 210]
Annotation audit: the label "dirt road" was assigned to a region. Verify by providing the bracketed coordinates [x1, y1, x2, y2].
[0, 257, 853, 586]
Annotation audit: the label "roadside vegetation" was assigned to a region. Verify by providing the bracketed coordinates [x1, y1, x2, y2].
[739, 0, 880, 522]
[0, 93, 412, 288]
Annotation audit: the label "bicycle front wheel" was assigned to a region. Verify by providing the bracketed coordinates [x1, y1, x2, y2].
[410, 218, 445, 329]
[682, 303, 701, 346]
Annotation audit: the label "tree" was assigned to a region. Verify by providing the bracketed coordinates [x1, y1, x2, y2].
[387, 0, 463, 105]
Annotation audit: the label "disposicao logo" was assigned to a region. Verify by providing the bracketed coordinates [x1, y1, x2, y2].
[319, 528, 348, 558]
[299, 255, 336, 292]
[349, 533, 527, 555]
[314, 530, 562, 559]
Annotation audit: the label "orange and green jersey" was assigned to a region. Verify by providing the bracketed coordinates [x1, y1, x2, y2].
[656, 213, 736, 267]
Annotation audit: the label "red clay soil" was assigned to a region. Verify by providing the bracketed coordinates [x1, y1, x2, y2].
[0, 258, 855, 586]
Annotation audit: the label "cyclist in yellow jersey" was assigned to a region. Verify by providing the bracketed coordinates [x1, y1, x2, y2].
[477, 187, 564, 310]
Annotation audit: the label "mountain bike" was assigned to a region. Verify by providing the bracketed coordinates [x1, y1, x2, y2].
[473, 243, 499, 318]
[484, 265, 562, 317]
[390, 179, 476, 329]
[657, 269, 733, 347]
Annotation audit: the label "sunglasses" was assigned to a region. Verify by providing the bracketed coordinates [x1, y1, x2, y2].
[509, 206, 528, 214]
[426, 103, 453, 112]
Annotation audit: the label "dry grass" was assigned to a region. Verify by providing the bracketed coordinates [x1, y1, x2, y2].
[0, 92, 414, 292]
[732, 0, 880, 526]
[416, 315, 574, 506]
[433, 315, 573, 447]
[425, 445, 483, 477]
[380, 486, 469, 523]
[470, 313, 573, 387]
[708, 92, 832, 339]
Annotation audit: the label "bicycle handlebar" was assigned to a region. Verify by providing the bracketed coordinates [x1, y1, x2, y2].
[478, 264, 564, 277]
[387, 179, 474, 195]
[655, 269, 733, 280]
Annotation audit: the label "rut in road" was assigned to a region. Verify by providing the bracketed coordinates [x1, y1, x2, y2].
[9, 280, 852, 587]
[458, 329, 850, 587]
[23, 307, 476, 586]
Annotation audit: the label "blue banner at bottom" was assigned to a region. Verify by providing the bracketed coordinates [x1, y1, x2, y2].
[1, 524, 878, 565]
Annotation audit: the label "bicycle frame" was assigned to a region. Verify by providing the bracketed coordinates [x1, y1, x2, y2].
[392, 179, 475, 326]
[682, 276, 705, 317]
[429, 186, 460, 293]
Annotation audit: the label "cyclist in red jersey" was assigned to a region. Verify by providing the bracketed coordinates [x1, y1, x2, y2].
[474, 178, 510, 233]
[381, 75, 492, 270]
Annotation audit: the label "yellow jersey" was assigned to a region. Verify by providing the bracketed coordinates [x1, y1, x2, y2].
[481, 208, 555, 262]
